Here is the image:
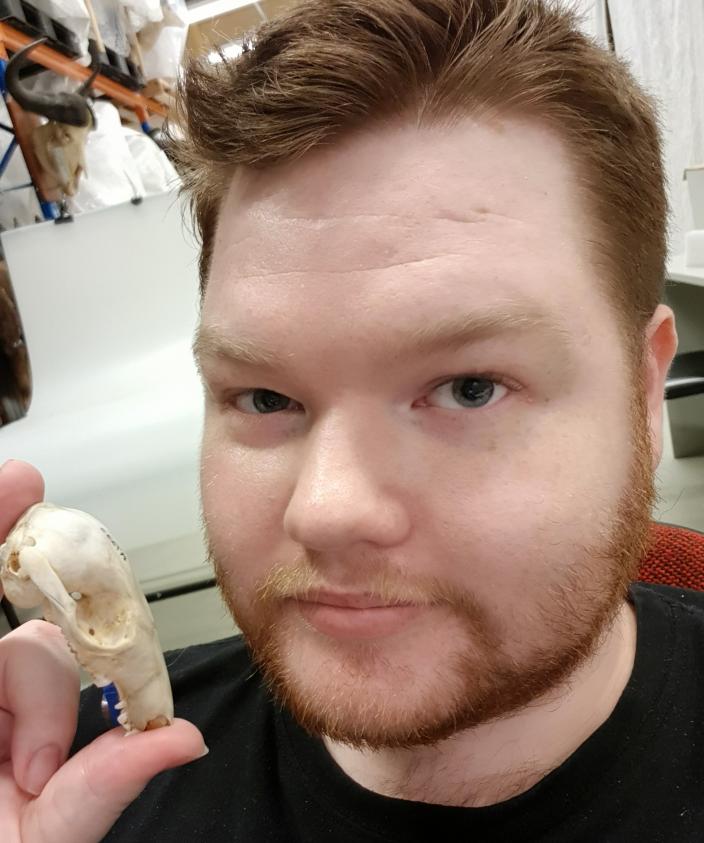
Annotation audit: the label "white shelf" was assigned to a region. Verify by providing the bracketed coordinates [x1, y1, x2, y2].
[667, 254, 704, 287]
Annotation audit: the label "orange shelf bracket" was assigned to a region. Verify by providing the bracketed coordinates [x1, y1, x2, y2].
[0, 22, 168, 118]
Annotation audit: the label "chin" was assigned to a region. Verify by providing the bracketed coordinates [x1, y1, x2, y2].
[241, 605, 515, 749]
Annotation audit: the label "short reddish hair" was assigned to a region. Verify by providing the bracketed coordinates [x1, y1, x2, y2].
[171, 0, 666, 368]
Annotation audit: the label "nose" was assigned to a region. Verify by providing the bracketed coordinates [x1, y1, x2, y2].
[282, 413, 410, 552]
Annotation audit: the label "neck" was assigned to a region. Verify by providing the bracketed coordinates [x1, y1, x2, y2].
[323, 599, 637, 808]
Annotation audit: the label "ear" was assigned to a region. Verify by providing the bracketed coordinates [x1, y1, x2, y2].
[643, 303, 679, 468]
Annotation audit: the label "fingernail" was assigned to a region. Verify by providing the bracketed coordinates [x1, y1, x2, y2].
[197, 744, 209, 759]
[0, 460, 15, 474]
[24, 744, 62, 796]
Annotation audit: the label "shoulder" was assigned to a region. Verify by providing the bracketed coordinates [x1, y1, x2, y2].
[631, 581, 704, 646]
[164, 632, 255, 689]
[164, 633, 274, 738]
[632, 580, 704, 616]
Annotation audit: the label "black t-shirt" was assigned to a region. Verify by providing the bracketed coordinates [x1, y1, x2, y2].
[71, 582, 704, 842]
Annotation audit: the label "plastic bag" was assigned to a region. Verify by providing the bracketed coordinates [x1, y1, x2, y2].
[30, 0, 91, 56]
[124, 0, 163, 33]
[122, 127, 180, 194]
[92, 0, 130, 56]
[138, 0, 187, 81]
[19, 67, 90, 98]
[161, 0, 187, 27]
[68, 100, 146, 213]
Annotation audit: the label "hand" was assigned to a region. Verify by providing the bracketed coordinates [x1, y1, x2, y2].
[0, 460, 207, 842]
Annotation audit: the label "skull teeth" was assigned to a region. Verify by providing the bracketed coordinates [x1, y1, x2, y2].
[116, 706, 133, 731]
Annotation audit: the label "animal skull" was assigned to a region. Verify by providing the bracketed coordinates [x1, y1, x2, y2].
[0, 503, 173, 733]
[34, 120, 92, 196]
[5, 37, 98, 197]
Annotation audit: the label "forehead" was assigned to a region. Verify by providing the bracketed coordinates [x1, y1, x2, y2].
[204, 115, 605, 354]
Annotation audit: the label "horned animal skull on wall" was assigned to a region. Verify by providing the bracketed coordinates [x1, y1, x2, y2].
[4, 38, 99, 196]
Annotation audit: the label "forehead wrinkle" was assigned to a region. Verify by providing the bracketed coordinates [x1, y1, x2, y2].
[223, 209, 526, 251]
[241, 209, 526, 225]
[224, 254, 481, 280]
[212, 213, 534, 282]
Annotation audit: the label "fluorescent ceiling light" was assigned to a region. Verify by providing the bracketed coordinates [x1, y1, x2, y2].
[186, 0, 256, 25]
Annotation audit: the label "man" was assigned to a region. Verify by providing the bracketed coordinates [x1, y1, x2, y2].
[1, 0, 700, 839]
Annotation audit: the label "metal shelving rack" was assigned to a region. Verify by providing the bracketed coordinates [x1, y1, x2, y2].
[0, 21, 168, 220]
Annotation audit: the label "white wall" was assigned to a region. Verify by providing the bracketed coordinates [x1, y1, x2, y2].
[607, 0, 704, 258]
[567, 0, 609, 45]
[558, 1, 704, 259]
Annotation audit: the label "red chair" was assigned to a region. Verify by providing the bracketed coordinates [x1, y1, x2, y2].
[638, 522, 704, 590]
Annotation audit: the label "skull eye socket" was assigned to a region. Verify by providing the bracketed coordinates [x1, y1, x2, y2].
[8, 551, 21, 572]
[75, 592, 135, 647]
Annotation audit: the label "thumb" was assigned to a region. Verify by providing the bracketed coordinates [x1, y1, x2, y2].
[22, 719, 207, 842]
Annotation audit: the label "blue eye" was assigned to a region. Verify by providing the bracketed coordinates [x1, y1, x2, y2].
[224, 374, 515, 416]
[239, 390, 295, 414]
[428, 377, 509, 410]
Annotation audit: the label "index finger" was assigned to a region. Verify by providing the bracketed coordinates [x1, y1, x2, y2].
[0, 460, 44, 538]
[1, 619, 80, 796]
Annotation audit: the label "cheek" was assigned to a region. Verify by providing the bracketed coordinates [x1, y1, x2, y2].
[201, 426, 288, 587]
[431, 409, 632, 593]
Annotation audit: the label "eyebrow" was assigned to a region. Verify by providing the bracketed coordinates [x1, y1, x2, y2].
[192, 301, 575, 371]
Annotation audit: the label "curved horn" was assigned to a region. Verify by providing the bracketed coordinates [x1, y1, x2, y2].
[5, 38, 92, 127]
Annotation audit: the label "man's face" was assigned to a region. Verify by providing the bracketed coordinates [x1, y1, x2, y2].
[197, 116, 657, 750]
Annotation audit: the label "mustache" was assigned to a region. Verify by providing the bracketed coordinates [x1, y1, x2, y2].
[246, 557, 503, 636]
[249, 558, 485, 620]
[213, 553, 504, 652]
[208, 540, 501, 644]
[254, 562, 441, 607]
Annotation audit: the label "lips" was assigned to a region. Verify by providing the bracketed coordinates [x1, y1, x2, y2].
[303, 590, 414, 609]
[295, 592, 423, 639]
